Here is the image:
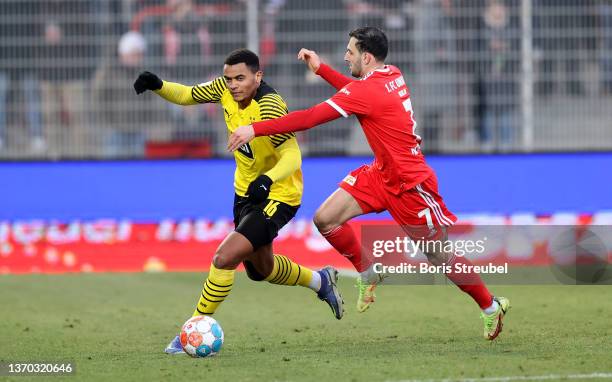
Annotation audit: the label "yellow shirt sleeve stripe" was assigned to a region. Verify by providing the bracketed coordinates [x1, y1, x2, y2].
[257, 94, 293, 147]
[212, 78, 226, 95]
[259, 95, 287, 111]
[270, 133, 296, 147]
[192, 77, 227, 103]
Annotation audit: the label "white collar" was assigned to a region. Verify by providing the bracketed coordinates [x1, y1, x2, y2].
[361, 65, 390, 80]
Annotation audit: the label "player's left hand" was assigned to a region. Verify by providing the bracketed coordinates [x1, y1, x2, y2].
[246, 175, 273, 204]
[227, 125, 255, 152]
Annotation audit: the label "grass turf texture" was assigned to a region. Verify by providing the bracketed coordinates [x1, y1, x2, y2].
[1, 273, 611, 382]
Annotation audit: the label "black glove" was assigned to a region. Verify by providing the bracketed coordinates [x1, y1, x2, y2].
[246, 175, 273, 204]
[133, 71, 163, 94]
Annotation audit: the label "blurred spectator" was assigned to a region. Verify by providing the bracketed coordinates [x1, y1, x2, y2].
[276, 0, 347, 56]
[142, 0, 213, 79]
[99, 1, 133, 44]
[534, 0, 595, 96]
[478, 0, 519, 151]
[139, 0, 220, 148]
[347, 1, 413, 72]
[92, 31, 170, 157]
[348, 0, 410, 31]
[40, 0, 98, 156]
[412, 0, 458, 153]
[0, 1, 45, 153]
[599, 0, 612, 94]
[259, 0, 284, 72]
[275, 0, 351, 155]
[452, 0, 486, 148]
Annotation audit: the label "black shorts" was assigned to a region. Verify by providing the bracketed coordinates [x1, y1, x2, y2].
[233, 194, 299, 249]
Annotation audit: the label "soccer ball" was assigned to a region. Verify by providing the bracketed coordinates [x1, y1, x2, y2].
[180, 315, 224, 358]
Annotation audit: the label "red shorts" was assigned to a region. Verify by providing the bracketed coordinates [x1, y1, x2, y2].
[339, 165, 457, 238]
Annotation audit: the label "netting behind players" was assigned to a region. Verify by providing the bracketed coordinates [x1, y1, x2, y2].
[0, 0, 608, 159]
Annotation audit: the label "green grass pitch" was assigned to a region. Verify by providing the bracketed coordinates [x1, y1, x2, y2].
[1, 273, 611, 381]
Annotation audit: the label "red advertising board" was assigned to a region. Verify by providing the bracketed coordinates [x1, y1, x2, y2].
[0, 213, 610, 274]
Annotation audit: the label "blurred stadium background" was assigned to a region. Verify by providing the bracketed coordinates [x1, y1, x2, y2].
[0, 0, 611, 158]
[0, 0, 610, 274]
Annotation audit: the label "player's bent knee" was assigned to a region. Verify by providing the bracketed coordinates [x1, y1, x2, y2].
[313, 209, 338, 234]
[211, 254, 225, 269]
[212, 253, 238, 270]
[424, 250, 450, 266]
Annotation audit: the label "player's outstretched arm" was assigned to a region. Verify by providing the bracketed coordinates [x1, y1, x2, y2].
[134, 71, 196, 105]
[227, 102, 341, 152]
[155, 81, 199, 106]
[134, 72, 226, 105]
[316, 63, 354, 91]
[297, 49, 353, 90]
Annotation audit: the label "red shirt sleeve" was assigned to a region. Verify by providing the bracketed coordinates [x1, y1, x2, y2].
[316, 63, 353, 90]
[325, 81, 372, 117]
[252, 101, 342, 136]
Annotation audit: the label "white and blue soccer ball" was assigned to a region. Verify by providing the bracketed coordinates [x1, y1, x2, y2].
[180, 315, 224, 357]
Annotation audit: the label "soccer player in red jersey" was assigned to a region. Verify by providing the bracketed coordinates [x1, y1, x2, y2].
[228, 27, 509, 340]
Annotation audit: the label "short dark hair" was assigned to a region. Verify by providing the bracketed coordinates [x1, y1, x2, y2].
[348, 27, 388, 62]
[224, 48, 260, 72]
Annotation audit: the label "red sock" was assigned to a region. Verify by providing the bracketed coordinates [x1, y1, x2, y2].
[445, 255, 494, 309]
[321, 223, 373, 272]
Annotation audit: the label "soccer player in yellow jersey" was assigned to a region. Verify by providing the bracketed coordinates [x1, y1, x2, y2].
[133, 49, 344, 354]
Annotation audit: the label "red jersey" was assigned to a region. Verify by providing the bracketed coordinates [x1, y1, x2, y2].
[324, 64, 433, 194]
[252, 63, 434, 194]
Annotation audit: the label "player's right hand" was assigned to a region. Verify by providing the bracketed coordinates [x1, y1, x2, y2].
[297, 48, 321, 73]
[133, 71, 163, 94]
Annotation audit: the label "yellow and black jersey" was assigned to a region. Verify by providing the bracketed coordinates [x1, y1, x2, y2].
[155, 77, 303, 206]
